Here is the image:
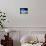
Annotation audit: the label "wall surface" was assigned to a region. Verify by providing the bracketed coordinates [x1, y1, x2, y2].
[0, 0, 46, 46]
[0, 0, 46, 27]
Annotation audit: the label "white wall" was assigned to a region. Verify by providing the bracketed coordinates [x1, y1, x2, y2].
[0, 0, 46, 27]
[0, 1, 46, 46]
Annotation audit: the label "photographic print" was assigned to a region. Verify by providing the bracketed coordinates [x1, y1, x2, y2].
[20, 8, 28, 14]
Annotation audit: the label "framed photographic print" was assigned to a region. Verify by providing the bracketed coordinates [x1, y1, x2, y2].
[20, 8, 28, 14]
